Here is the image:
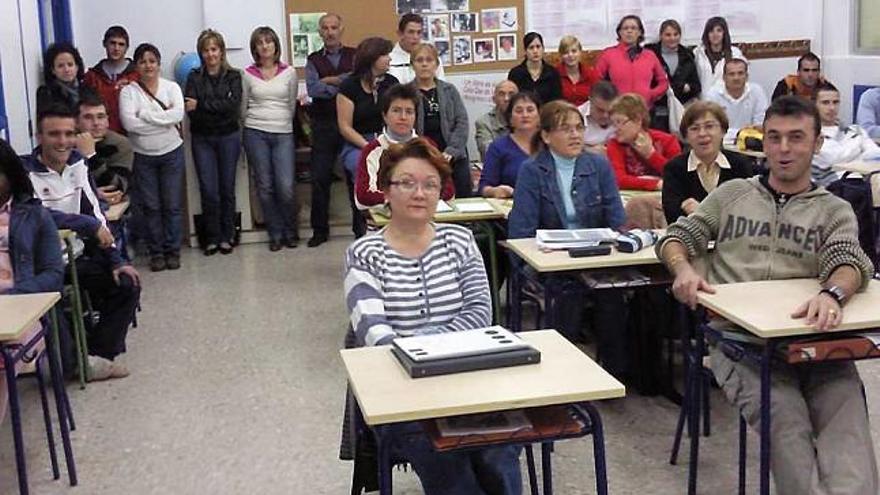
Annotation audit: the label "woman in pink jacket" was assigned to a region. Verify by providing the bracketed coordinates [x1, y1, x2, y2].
[595, 15, 669, 109]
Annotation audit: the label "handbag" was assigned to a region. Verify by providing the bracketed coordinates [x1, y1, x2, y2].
[135, 80, 183, 138]
[666, 87, 685, 137]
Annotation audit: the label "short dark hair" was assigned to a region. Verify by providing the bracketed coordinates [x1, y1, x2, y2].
[377, 137, 451, 191]
[763, 95, 822, 137]
[76, 88, 106, 115]
[590, 80, 618, 102]
[398, 13, 423, 32]
[815, 81, 839, 95]
[680, 101, 730, 137]
[723, 57, 748, 74]
[102, 25, 129, 46]
[504, 91, 541, 131]
[133, 43, 161, 64]
[701, 17, 733, 58]
[249, 26, 281, 64]
[353, 37, 393, 78]
[0, 138, 34, 199]
[615, 15, 645, 45]
[797, 52, 821, 71]
[381, 84, 420, 114]
[42, 42, 85, 84]
[36, 103, 77, 133]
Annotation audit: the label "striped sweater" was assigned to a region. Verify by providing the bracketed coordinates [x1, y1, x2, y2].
[344, 223, 491, 347]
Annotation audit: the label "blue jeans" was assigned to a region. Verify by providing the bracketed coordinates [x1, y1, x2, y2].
[192, 131, 241, 245]
[243, 128, 297, 242]
[340, 133, 375, 238]
[389, 422, 523, 494]
[133, 146, 185, 256]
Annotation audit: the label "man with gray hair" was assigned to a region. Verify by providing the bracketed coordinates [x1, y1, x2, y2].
[474, 79, 517, 160]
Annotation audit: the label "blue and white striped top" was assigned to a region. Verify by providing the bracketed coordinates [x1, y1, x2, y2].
[344, 223, 491, 347]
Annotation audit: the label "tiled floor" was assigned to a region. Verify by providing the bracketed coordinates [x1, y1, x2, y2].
[1, 240, 879, 494]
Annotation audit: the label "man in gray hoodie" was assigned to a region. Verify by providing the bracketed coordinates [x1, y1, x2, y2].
[656, 96, 877, 495]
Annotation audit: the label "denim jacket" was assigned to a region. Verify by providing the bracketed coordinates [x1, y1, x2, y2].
[509, 149, 626, 239]
[4, 195, 64, 295]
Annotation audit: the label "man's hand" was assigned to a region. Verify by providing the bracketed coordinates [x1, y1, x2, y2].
[320, 75, 342, 86]
[681, 198, 700, 215]
[791, 293, 842, 331]
[113, 264, 141, 287]
[672, 263, 716, 310]
[184, 97, 198, 112]
[96, 225, 115, 248]
[76, 132, 97, 157]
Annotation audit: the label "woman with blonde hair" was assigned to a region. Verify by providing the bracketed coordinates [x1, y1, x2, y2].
[555, 35, 598, 107]
[409, 43, 471, 196]
[185, 29, 242, 255]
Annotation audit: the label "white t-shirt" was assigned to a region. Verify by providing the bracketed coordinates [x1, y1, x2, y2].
[704, 82, 768, 144]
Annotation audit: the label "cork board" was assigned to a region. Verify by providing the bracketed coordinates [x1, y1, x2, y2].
[286, 0, 527, 75]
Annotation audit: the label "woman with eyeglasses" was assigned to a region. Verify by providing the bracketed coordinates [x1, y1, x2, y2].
[344, 138, 523, 495]
[606, 93, 681, 191]
[353, 83, 453, 209]
[661, 101, 754, 224]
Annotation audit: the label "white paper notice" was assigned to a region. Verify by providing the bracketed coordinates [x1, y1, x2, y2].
[526, 0, 607, 49]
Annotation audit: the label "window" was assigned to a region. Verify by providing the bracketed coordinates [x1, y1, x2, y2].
[854, 0, 880, 54]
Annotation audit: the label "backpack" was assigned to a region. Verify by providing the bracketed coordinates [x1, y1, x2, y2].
[827, 176, 877, 266]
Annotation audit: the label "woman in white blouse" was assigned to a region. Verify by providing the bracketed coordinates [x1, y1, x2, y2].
[119, 43, 185, 272]
[693, 17, 745, 98]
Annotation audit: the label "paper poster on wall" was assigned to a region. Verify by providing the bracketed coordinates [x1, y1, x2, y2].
[721, 0, 760, 36]
[431, 0, 469, 12]
[473, 38, 496, 62]
[435, 40, 452, 66]
[482, 8, 518, 33]
[497, 34, 517, 60]
[453, 35, 473, 64]
[526, 0, 607, 49]
[428, 15, 450, 40]
[451, 12, 479, 32]
[397, 0, 431, 14]
[289, 13, 325, 67]
[459, 77, 496, 105]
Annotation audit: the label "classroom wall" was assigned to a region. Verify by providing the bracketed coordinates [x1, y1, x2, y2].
[0, 0, 43, 152]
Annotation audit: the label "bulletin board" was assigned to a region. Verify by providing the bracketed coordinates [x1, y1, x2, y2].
[285, 0, 527, 75]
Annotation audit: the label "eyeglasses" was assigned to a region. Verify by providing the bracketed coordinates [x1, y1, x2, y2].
[554, 124, 586, 135]
[389, 179, 441, 195]
[388, 107, 416, 116]
[686, 122, 721, 134]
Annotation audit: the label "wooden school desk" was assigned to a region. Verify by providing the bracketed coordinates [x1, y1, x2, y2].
[341, 329, 625, 495]
[0, 292, 77, 494]
[690, 278, 880, 495]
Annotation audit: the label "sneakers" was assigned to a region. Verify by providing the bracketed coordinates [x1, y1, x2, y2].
[165, 253, 181, 270]
[150, 255, 166, 272]
[87, 356, 130, 382]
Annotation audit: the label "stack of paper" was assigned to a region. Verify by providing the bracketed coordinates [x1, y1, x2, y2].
[536, 228, 618, 250]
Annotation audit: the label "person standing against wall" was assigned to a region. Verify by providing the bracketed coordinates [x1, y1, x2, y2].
[84, 26, 140, 134]
[305, 13, 355, 248]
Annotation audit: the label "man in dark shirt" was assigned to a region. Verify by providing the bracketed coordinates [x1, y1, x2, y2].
[304, 13, 355, 247]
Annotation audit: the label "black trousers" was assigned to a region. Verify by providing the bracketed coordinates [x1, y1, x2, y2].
[74, 258, 141, 360]
[309, 118, 346, 237]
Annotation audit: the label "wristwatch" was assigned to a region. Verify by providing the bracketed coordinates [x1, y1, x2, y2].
[820, 286, 846, 305]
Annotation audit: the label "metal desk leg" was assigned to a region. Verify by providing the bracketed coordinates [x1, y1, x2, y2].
[4, 347, 29, 495]
[541, 442, 554, 494]
[34, 353, 60, 480]
[510, 262, 522, 332]
[687, 323, 705, 495]
[524, 444, 539, 495]
[48, 307, 74, 431]
[759, 342, 775, 495]
[543, 278, 555, 331]
[47, 307, 77, 486]
[375, 425, 393, 495]
[65, 238, 89, 387]
[582, 403, 609, 495]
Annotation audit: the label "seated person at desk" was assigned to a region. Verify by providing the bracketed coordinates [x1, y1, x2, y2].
[25, 105, 140, 380]
[657, 96, 877, 495]
[771, 52, 826, 102]
[581, 81, 618, 156]
[354, 84, 453, 209]
[508, 100, 631, 379]
[606, 93, 681, 191]
[812, 82, 880, 187]
[75, 89, 133, 202]
[855, 86, 880, 139]
[704, 58, 768, 146]
[662, 101, 755, 224]
[475, 80, 518, 161]
[344, 138, 522, 494]
[0, 139, 65, 414]
[479, 91, 540, 199]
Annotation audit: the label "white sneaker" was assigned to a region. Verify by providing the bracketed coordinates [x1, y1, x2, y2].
[87, 356, 129, 381]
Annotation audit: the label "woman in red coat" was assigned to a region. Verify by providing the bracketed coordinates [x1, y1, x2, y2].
[606, 93, 681, 191]
[556, 35, 598, 107]
[595, 15, 669, 109]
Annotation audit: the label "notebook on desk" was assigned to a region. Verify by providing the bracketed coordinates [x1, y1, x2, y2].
[391, 326, 541, 378]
